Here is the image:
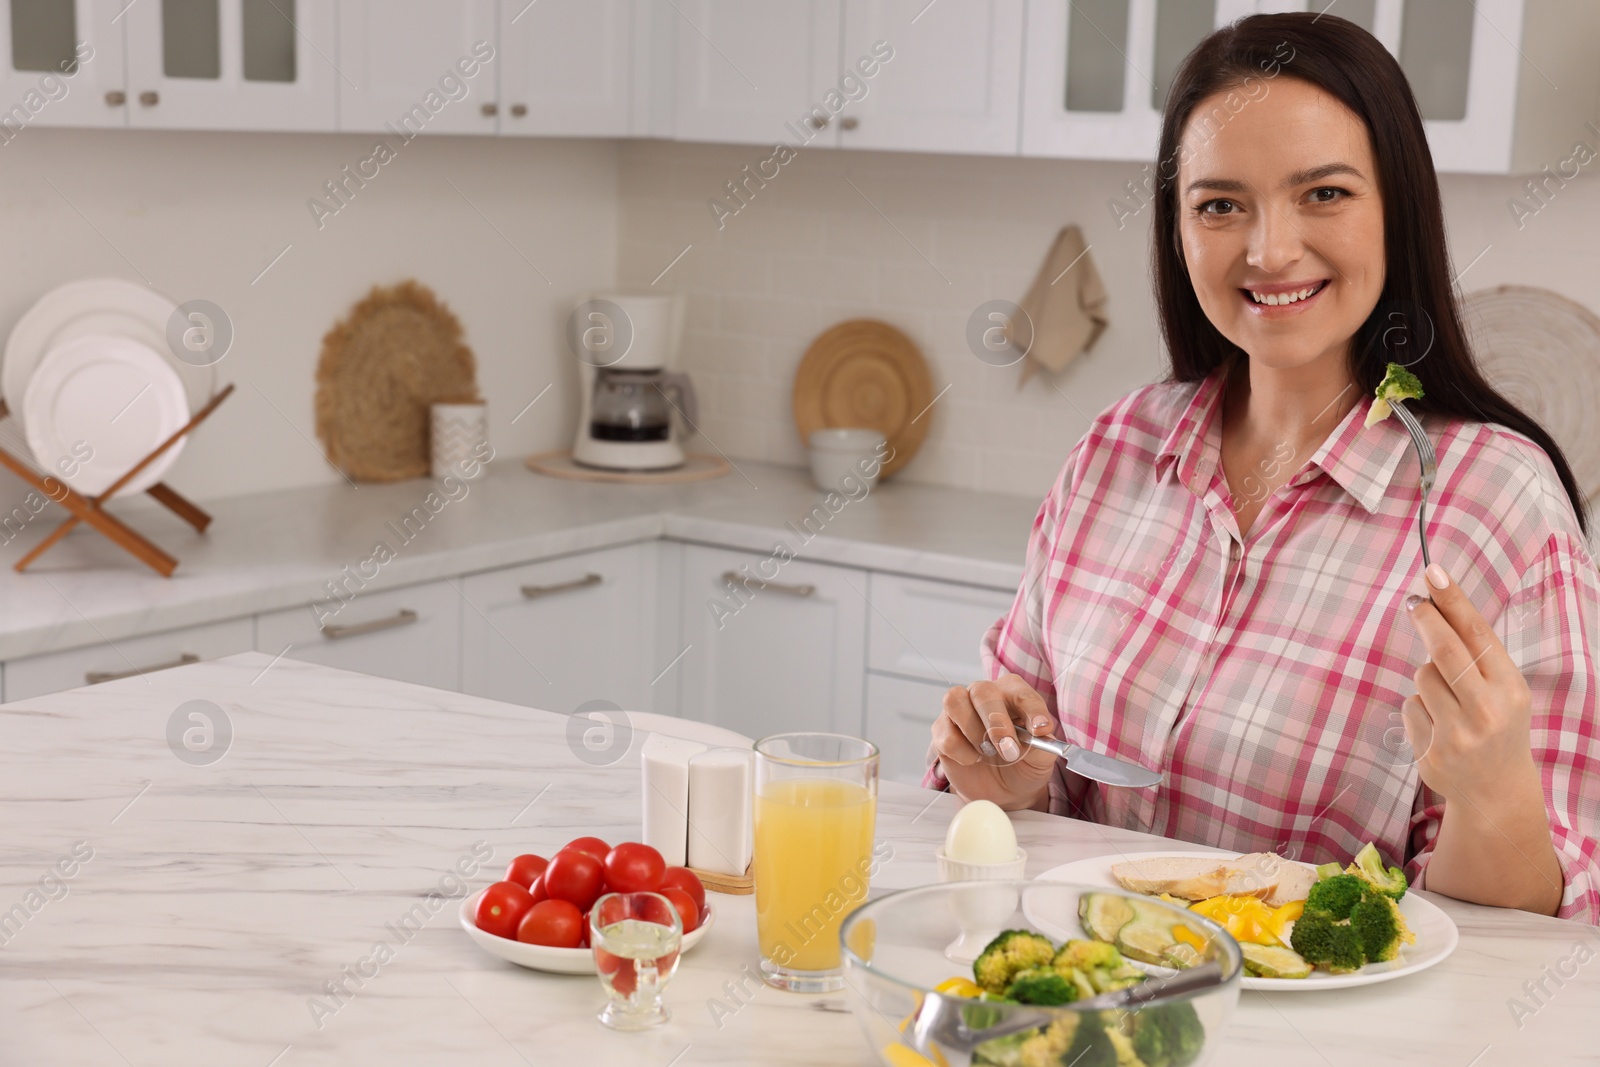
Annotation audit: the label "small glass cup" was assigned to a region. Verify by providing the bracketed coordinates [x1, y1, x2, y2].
[589, 891, 683, 1030]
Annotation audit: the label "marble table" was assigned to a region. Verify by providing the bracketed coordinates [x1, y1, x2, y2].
[2, 653, 1595, 1066]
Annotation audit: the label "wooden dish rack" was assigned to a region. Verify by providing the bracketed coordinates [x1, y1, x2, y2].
[0, 384, 234, 577]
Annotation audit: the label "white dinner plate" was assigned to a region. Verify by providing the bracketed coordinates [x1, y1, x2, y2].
[458, 889, 715, 975]
[22, 334, 190, 497]
[3, 277, 213, 423]
[1036, 850, 1459, 991]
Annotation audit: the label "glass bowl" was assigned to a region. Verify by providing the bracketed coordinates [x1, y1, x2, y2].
[839, 880, 1243, 1067]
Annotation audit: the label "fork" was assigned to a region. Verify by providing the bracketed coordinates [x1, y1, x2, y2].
[1387, 398, 1437, 572]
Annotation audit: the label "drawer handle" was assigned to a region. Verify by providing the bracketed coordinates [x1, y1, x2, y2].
[521, 573, 602, 599]
[721, 570, 815, 598]
[321, 609, 418, 640]
[86, 653, 199, 684]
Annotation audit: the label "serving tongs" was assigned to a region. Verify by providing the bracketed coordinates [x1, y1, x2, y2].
[1386, 398, 1437, 573]
[903, 962, 1226, 1058]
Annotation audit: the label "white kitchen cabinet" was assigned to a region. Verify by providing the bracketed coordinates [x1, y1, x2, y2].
[459, 542, 657, 716]
[336, 0, 498, 135]
[669, 0, 841, 146]
[675, 543, 866, 740]
[866, 572, 1013, 685]
[1021, 0, 1600, 174]
[496, 0, 636, 137]
[255, 578, 460, 691]
[3, 616, 254, 702]
[837, 0, 1022, 155]
[0, 0, 127, 128]
[123, 0, 337, 131]
[864, 671, 946, 784]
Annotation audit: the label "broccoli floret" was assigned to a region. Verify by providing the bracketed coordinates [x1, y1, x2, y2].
[1314, 861, 1344, 880]
[1057, 1015, 1120, 1067]
[1347, 842, 1408, 901]
[1304, 873, 1366, 920]
[1054, 938, 1122, 973]
[1349, 894, 1415, 963]
[1289, 910, 1366, 974]
[1127, 1000, 1207, 1067]
[974, 930, 1057, 994]
[1004, 967, 1079, 1006]
[972, 1029, 1033, 1067]
[1364, 362, 1425, 427]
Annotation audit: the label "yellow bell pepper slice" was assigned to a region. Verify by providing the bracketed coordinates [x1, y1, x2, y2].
[933, 977, 984, 999]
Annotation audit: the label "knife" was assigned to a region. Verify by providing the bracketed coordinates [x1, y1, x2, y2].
[1022, 733, 1163, 788]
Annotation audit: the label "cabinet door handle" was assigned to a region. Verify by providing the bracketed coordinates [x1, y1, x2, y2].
[521, 573, 602, 599]
[481, 102, 498, 116]
[840, 116, 859, 130]
[87, 653, 199, 684]
[510, 103, 527, 117]
[808, 114, 829, 130]
[105, 90, 126, 106]
[321, 609, 418, 640]
[139, 90, 159, 106]
[721, 570, 815, 597]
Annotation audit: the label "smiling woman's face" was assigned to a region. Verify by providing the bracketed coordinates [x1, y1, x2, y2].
[1176, 76, 1386, 373]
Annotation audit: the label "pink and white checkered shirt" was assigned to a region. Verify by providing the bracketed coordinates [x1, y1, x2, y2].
[926, 364, 1600, 924]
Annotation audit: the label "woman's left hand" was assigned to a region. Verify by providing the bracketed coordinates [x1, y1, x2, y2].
[1401, 562, 1538, 804]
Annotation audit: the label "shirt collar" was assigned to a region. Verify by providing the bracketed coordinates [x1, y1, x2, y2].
[1154, 360, 1412, 513]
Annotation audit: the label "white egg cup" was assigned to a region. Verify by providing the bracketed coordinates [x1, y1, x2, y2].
[935, 846, 1029, 964]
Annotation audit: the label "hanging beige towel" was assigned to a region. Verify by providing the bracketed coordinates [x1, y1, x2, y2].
[1005, 224, 1109, 384]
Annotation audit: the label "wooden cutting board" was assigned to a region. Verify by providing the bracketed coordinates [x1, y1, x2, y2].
[792, 319, 933, 479]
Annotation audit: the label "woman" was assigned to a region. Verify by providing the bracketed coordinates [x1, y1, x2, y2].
[927, 13, 1600, 923]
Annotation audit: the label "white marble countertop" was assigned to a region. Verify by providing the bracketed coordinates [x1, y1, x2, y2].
[0, 460, 1037, 661]
[1, 653, 1594, 1065]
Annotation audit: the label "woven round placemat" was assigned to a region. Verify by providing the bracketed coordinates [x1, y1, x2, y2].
[792, 319, 932, 478]
[315, 281, 480, 483]
[1461, 284, 1600, 503]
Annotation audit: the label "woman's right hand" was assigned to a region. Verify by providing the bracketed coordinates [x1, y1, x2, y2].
[932, 673, 1059, 811]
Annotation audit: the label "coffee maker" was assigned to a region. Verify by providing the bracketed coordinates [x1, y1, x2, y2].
[571, 294, 698, 471]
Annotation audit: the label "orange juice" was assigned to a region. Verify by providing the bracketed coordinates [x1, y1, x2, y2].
[753, 777, 877, 972]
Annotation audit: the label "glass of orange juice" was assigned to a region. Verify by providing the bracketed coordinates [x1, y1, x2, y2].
[752, 732, 879, 992]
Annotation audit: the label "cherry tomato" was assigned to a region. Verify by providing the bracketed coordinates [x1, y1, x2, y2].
[516, 899, 583, 948]
[543, 849, 605, 910]
[475, 881, 535, 940]
[603, 842, 665, 893]
[660, 886, 701, 934]
[504, 854, 548, 890]
[660, 867, 706, 915]
[528, 874, 547, 905]
[596, 947, 636, 995]
[563, 836, 611, 862]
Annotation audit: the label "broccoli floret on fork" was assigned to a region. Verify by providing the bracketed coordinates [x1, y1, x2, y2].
[1364, 362, 1425, 427]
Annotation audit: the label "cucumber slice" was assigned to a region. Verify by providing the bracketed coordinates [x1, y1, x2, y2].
[1239, 943, 1313, 979]
[1079, 893, 1136, 943]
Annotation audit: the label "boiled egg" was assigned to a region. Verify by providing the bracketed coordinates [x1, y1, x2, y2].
[943, 799, 1019, 864]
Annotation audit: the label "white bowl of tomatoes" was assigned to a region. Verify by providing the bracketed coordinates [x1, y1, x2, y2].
[459, 836, 713, 975]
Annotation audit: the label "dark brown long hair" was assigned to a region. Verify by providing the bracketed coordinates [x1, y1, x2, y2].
[1152, 12, 1590, 535]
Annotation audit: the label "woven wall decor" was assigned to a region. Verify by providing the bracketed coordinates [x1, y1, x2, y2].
[1461, 284, 1600, 504]
[792, 319, 932, 479]
[315, 280, 480, 482]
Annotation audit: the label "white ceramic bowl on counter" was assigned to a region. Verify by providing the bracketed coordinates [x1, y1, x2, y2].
[807, 428, 887, 494]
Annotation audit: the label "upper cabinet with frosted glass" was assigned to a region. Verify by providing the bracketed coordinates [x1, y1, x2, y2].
[1021, 0, 1600, 174]
[0, 0, 126, 128]
[121, 0, 337, 130]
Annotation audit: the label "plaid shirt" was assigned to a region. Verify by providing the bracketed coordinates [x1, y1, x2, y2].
[926, 364, 1600, 924]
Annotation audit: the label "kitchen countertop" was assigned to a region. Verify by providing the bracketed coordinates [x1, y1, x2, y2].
[0, 459, 1039, 661]
[2, 653, 1594, 1065]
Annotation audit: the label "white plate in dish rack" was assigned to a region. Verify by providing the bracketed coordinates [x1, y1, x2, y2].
[3, 277, 212, 422]
[1035, 851, 1459, 991]
[22, 335, 190, 497]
